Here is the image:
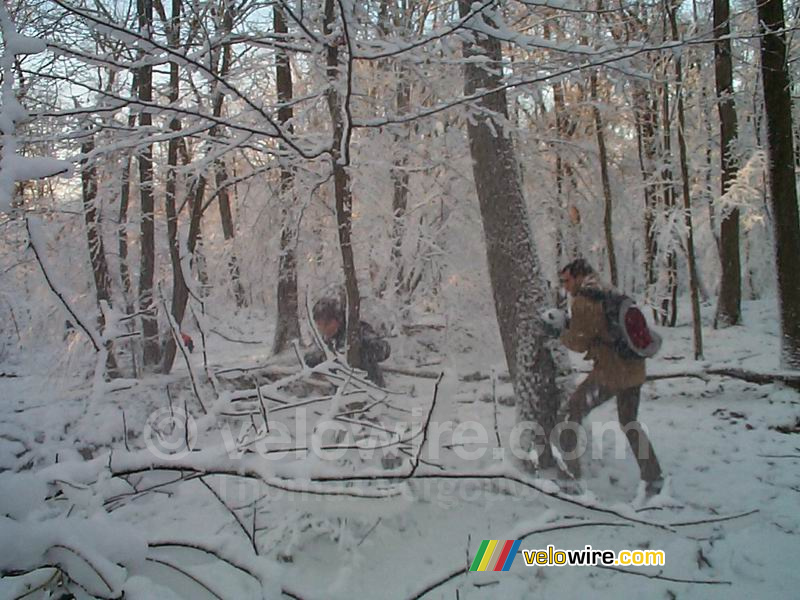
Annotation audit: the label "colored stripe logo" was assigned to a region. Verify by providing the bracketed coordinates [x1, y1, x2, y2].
[470, 540, 521, 572]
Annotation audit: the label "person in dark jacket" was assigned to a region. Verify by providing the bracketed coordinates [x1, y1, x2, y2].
[557, 258, 663, 493]
[304, 296, 391, 386]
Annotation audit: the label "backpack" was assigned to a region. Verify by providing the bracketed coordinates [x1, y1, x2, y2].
[577, 289, 662, 360]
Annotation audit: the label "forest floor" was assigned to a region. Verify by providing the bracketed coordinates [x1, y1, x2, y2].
[1, 299, 799, 599]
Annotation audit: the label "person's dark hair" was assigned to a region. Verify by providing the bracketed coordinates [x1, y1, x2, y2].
[560, 258, 595, 278]
[312, 296, 344, 323]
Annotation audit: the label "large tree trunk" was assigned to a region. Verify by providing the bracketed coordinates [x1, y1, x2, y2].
[271, 3, 301, 354]
[668, 1, 703, 359]
[324, 0, 362, 366]
[458, 1, 564, 470]
[713, 0, 742, 327]
[137, 0, 160, 367]
[757, 0, 800, 368]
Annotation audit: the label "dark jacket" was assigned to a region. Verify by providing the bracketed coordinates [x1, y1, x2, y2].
[560, 274, 646, 392]
[306, 321, 390, 386]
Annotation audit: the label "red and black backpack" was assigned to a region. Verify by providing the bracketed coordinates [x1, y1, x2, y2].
[577, 289, 662, 360]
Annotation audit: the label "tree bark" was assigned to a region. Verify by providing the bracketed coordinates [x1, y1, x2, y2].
[658, 52, 678, 327]
[713, 0, 742, 327]
[757, 0, 800, 368]
[81, 132, 119, 375]
[271, 3, 301, 354]
[324, 0, 362, 367]
[212, 3, 246, 308]
[458, 1, 565, 470]
[590, 69, 618, 287]
[137, 0, 160, 367]
[161, 0, 185, 374]
[668, 1, 703, 359]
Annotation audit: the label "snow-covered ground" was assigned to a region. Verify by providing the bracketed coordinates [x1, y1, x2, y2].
[1, 299, 798, 599]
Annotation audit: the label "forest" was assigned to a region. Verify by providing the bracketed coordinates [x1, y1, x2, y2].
[1, 0, 799, 598]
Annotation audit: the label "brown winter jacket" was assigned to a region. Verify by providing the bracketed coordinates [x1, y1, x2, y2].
[560, 277, 646, 392]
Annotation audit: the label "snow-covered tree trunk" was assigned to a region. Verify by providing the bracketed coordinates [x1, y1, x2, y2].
[591, 69, 618, 288]
[271, 4, 301, 355]
[324, 0, 362, 367]
[212, 2, 246, 309]
[458, 1, 565, 470]
[658, 51, 678, 328]
[713, 0, 742, 328]
[137, 0, 161, 368]
[757, 0, 800, 368]
[161, 0, 186, 374]
[668, 0, 703, 359]
[80, 132, 119, 375]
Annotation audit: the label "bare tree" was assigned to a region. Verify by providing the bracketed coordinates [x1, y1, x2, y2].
[457, 1, 565, 470]
[324, 0, 362, 367]
[137, 0, 161, 367]
[714, 0, 742, 327]
[757, 0, 800, 368]
[590, 69, 618, 287]
[271, 3, 301, 355]
[668, 0, 703, 359]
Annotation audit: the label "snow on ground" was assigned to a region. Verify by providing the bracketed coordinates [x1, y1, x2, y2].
[0, 299, 798, 599]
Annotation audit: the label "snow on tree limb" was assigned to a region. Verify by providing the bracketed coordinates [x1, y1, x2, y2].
[0, 5, 70, 212]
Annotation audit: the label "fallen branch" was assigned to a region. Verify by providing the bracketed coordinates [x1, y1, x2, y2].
[647, 367, 800, 389]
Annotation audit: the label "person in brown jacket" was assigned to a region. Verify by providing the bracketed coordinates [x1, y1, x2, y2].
[557, 259, 663, 493]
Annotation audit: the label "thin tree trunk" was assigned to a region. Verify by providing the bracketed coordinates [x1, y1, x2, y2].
[633, 81, 659, 314]
[757, 0, 800, 368]
[272, 3, 301, 354]
[390, 71, 411, 300]
[81, 132, 119, 375]
[668, 1, 703, 359]
[458, 0, 565, 470]
[161, 0, 185, 374]
[137, 0, 160, 367]
[324, 0, 362, 366]
[212, 3, 246, 308]
[713, 0, 742, 327]
[591, 70, 618, 287]
[659, 51, 678, 327]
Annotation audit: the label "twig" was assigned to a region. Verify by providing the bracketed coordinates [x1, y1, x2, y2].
[146, 557, 225, 600]
[357, 517, 382, 547]
[199, 477, 258, 555]
[668, 509, 759, 528]
[11, 567, 60, 600]
[121, 410, 129, 451]
[408, 520, 634, 599]
[210, 328, 262, 344]
[491, 368, 502, 448]
[49, 543, 113, 594]
[408, 372, 444, 477]
[160, 289, 206, 414]
[595, 564, 731, 585]
[25, 218, 100, 352]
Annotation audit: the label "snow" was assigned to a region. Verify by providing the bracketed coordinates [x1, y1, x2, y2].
[1, 298, 798, 598]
